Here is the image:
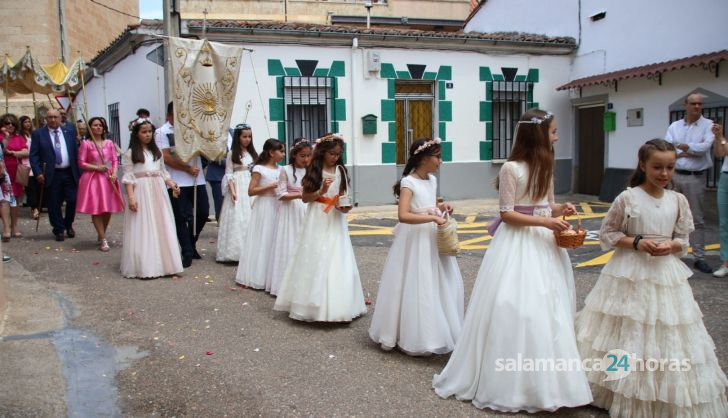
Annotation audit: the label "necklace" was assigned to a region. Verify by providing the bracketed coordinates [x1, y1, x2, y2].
[412, 170, 426, 180]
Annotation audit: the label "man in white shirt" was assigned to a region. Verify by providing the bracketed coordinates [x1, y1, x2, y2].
[665, 92, 715, 274]
[154, 102, 209, 267]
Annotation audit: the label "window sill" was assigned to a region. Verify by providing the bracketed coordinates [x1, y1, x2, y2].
[491, 159, 507, 164]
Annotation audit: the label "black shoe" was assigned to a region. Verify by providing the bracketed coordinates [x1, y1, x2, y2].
[66, 228, 75, 238]
[2, 255, 10, 263]
[55, 234, 65, 241]
[182, 256, 192, 268]
[192, 249, 202, 260]
[694, 259, 712, 274]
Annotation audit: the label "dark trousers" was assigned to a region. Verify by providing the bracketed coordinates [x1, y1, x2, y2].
[45, 169, 77, 236]
[168, 185, 209, 259]
[208, 180, 223, 221]
[25, 176, 39, 208]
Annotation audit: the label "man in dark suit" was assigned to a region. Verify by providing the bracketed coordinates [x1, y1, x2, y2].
[29, 109, 79, 241]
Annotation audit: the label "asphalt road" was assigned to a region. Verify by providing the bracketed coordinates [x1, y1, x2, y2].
[1, 198, 726, 417]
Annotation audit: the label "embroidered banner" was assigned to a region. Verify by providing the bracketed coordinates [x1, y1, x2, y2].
[169, 37, 243, 162]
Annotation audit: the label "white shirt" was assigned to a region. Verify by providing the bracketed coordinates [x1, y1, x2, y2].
[665, 115, 715, 171]
[50, 127, 70, 169]
[154, 121, 205, 187]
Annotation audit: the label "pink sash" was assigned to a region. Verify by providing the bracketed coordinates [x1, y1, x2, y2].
[486, 204, 550, 236]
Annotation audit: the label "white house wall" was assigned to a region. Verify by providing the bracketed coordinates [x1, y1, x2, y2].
[84, 44, 167, 150]
[576, 66, 728, 170]
[85, 41, 575, 204]
[464, 0, 579, 40]
[574, 0, 727, 79]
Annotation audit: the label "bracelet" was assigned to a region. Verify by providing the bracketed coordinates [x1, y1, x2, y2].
[632, 235, 643, 251]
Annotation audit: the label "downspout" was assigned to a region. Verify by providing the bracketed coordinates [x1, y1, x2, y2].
[349, 37, 359, 205]
[57, 0, 67, 63]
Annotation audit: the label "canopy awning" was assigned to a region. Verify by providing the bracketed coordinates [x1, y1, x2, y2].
[0, 47, 84, 96]
[557, 49, 728, 91]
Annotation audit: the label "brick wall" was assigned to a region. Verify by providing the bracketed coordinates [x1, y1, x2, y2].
[0, 0, 138, 116]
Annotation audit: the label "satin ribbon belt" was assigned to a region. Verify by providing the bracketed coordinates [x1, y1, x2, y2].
[486, 204, 550, 236]
[134, 171, 163, 178]
[316, 195, 339, 213]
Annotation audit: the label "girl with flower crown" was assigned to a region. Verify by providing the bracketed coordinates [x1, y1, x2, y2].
[265, 138, 313, 295]
[433, 109, 592, 412]
[368, 137, 464, 356]
[215, 125, 258, 262]
[120, 119, 183, 279]
[274, 134, 367, 322]
[235, 138, 285, 289]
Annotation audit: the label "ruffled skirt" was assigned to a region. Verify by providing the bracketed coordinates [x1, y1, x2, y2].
[235, 195, 279, 289]
[576, 249, 728, 418]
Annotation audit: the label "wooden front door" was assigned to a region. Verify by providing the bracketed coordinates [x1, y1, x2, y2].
[577, 106, 605, 195]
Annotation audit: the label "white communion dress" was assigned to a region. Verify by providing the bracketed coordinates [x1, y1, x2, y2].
[368, 174, 464, 355]
[432, 161, 592, 412]
[215, 152, 253, 262]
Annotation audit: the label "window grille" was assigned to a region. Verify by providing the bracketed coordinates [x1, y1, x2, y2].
[284, 76, 334, 147]
[489, 81, 530, 160]
[108, 102, 121, 149]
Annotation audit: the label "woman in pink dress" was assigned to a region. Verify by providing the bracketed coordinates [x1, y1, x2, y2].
[76, 117, 125, 251]
[1, 113, 26, 238]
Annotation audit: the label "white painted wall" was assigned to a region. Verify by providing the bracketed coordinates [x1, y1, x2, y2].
[84, 42, 575, 167]
[574, 0, 727, 79]
[84, 44, 167, 150]
[464, 0, 579, 39]
[576, 67, 728, 169]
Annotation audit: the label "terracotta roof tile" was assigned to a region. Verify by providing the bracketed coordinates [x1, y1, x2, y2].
[187, 19, 576, 46]
[557, 50, 728, 90]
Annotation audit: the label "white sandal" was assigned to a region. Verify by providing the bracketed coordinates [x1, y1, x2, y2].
[100, 239, 110, 252]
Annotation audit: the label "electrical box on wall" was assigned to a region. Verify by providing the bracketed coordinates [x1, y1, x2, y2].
[366, 51, 381, 73]
[603, 111, 616, 132]
[627, 108, 643, 127]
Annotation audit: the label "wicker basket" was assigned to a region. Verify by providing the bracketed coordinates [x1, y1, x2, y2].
[437, 215, 460, 256]
[554, 213, 586, 249]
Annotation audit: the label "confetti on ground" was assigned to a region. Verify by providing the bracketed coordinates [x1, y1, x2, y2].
[228, 287, 238, 291]
[206, 351, 214, 356]
[92, 262, 100, 266]
[242, 302, 249, 307]
[178, 355, 185, 360]
[204, 319, 210, 323]
[329, 354, 336, 359]
[213, 308, 219, 311]
[45, 247, 50, 250]
[253, 348, 260, 352]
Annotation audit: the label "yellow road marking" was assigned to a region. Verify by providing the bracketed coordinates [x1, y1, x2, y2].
[580, 202, 594, 215]
[464, 213, 477, 224]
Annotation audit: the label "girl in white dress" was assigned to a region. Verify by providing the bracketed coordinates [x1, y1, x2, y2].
[433, 109, 592, 412]
[215, 125, 257, 262]
[274, 134, 367, 322]
[576, 139, 728, 417]
[266, 138, 312, 295]
[120, 119, 183, 279]
[368, 137, 464, 355]
[235, 139, 284, 289]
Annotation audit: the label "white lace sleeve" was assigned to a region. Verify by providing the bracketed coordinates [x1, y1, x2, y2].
[160, 156, 172, 182]
[276, 166, 290, 200]
[224, 153, 233, 176]
[548, 179, 555, 206]
[498, 162, 518, 212]
[121, 151, 135, 185]
[673, 192, 695, 257]
[599, 191, 628, 251]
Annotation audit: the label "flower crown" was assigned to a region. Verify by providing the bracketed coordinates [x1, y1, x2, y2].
[522, 112, 554, 125]
[413, 137, 442, 155]
[315, 133, 344, 144]
[290, 139, 311, 152]
[131, 117, 152, 129]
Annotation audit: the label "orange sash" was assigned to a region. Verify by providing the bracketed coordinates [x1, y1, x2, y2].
[316, 195, 339, 213]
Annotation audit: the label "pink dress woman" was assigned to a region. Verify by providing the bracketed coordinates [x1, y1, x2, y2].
[5, 134, 27, 197]
[76, 140, 125, 214]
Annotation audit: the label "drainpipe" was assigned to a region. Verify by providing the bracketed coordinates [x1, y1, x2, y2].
[349, 37, 359, 204]
[57, 0, 67, 63]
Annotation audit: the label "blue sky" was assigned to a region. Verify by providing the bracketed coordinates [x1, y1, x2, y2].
[139, 0, 163, 19]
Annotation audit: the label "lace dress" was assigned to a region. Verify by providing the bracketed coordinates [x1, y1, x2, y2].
[215, 152, 253, 262]
[576, 186, 728, 417]
[368, 174, 464, 355]
[433, 161, 592, 412]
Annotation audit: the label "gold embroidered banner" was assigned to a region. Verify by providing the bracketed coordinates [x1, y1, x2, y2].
[169, 37, 242, 162]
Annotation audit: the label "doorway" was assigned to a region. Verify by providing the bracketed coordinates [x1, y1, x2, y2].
[576, 105, 605, 195]
[394, 81, 434, 178]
